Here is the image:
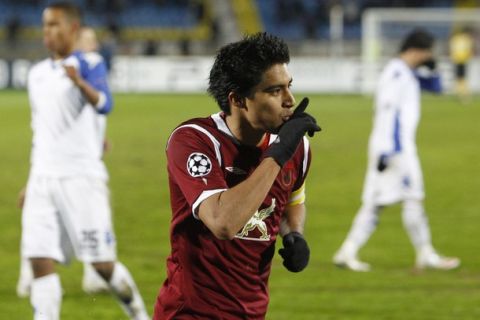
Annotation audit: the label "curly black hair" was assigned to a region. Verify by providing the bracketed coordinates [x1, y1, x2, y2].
[208, 32, 290, 114]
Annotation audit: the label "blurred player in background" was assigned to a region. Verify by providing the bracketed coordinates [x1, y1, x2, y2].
[333, 29, 460, 272]
[77, 26, 99, 52]
[16, 25, 109, 299]
[19, 2, 148, 319]
[76, 25, 111, 295]
[449, 26, 474, 103]
[154, 32, 320, 319]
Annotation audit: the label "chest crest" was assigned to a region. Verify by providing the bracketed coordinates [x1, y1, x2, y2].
[235, 198, 276, 241]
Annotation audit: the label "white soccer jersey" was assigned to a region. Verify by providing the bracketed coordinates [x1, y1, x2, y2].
[362, 58, 424, 205]
[369, 58, 420, 156]
[27, 51, 112, 179]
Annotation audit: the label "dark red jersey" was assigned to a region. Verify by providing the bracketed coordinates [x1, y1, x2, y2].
[154, 112, 312, 320]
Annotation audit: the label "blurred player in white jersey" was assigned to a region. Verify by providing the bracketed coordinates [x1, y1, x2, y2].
[333, 29, 460, 272]
[19, 2, 149, 319]
[16, 25, 109, 299]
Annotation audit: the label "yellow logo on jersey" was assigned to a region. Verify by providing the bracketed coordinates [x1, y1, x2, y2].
[235, 198, 275, 241]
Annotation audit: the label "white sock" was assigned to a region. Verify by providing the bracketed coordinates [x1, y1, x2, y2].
[30, 274, 62, 320]
[339, 203, 382, 257]
[83, 263, 108, 292]
[108, 262, 148, 319]
[83, 262, 99, 279]
[402, 199, 434, 256]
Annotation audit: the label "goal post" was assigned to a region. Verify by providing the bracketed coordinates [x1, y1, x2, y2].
[361, 8, 480, 93]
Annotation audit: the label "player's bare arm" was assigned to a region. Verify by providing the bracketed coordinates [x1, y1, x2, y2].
[198, 157, 281, 240]
[280, 203, 306, 236]
[17, 186, 26, 209]
[64, 65, 101, 107]
[278, 203, 310, 272]
[199, 98, 319, 240]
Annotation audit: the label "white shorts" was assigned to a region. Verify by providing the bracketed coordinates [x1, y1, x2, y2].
[21, 175, 117, 264]
[362, 152, 425, 205]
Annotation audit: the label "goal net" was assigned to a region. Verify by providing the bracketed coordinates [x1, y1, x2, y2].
[361, 8, 480, 93]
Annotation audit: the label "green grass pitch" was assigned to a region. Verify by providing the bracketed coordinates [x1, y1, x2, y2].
[1, 90, 479, 319]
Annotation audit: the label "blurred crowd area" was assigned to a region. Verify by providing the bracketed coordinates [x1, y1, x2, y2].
[1, 0, 479, 59]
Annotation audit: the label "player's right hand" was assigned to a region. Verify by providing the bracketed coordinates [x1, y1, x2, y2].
[265, 98, 321, 167]
[63, 65, 82, 86]
[421, 58, 437, 71]
[377, 154, 389, 172]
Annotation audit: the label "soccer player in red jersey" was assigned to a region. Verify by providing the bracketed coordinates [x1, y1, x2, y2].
[154, 32, 321, 319]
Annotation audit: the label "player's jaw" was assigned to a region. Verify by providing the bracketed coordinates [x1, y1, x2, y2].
[258, 105, 294, 135]
[250, 97, 295, 134]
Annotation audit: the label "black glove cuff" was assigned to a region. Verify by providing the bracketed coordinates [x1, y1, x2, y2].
[264, 139, 289, 167]
[282, 231, 304, 246]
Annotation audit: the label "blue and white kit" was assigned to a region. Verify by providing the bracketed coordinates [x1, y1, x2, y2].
[22, 51, 116, 263]
[362, 58, 430, 205]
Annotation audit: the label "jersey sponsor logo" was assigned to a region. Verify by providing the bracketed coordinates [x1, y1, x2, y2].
[225, 166, 247, 175]
[281, 161, 294, 188]
[235, 198, 275, 241]
[187, 152, 212, 177]
[282, 169, 293, 188]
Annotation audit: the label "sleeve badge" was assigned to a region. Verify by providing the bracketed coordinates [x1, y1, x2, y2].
[187, 152, 212, 177]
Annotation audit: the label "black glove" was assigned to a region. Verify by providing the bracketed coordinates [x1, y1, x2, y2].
[278, 232, 310, 273]
[421, 58, 437, 71]
[265, 98, 321, 167]
[377, 154, 389, 172]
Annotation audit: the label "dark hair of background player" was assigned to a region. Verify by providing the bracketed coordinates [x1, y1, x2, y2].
[399, 28, 434, 53]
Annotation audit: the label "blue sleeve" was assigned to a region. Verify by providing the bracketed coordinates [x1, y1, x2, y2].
[415, 73, 442, 94]
[76, 53, 113, 115]
[85, 61, 113, 114]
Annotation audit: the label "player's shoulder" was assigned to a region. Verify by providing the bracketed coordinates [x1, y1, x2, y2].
[71, 50, 105, 69]
[167, 115, 219, 148]
[176, 116, 217, 135]
[381, 59, 414, 83]
[27, 59, 52, 85]
[29, 58, 50, 75]
[83, 51, 104, 68]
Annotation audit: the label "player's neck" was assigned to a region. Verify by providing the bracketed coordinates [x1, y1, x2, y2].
[399, 52, 419, 69]
[225, 115, 266, 147]
[52, 45, 75, 60]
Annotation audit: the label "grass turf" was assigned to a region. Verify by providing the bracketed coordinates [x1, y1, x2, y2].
[0, 90, 479, 319]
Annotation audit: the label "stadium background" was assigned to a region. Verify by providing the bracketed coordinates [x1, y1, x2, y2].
[1, 0, 479, 318]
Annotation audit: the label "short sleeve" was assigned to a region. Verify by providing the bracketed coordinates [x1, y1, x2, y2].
[167, 125, 228, 218]
[77, 52, 113, 114]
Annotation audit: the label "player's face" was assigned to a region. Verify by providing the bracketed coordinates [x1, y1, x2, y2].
[42, 8, 77, 56]
[244, 63, 296, 134]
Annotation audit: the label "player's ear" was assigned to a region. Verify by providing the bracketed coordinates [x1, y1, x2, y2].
[228, 92, 246, 110]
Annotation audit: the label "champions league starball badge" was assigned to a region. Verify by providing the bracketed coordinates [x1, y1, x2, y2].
[187, 153, 212, 177]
